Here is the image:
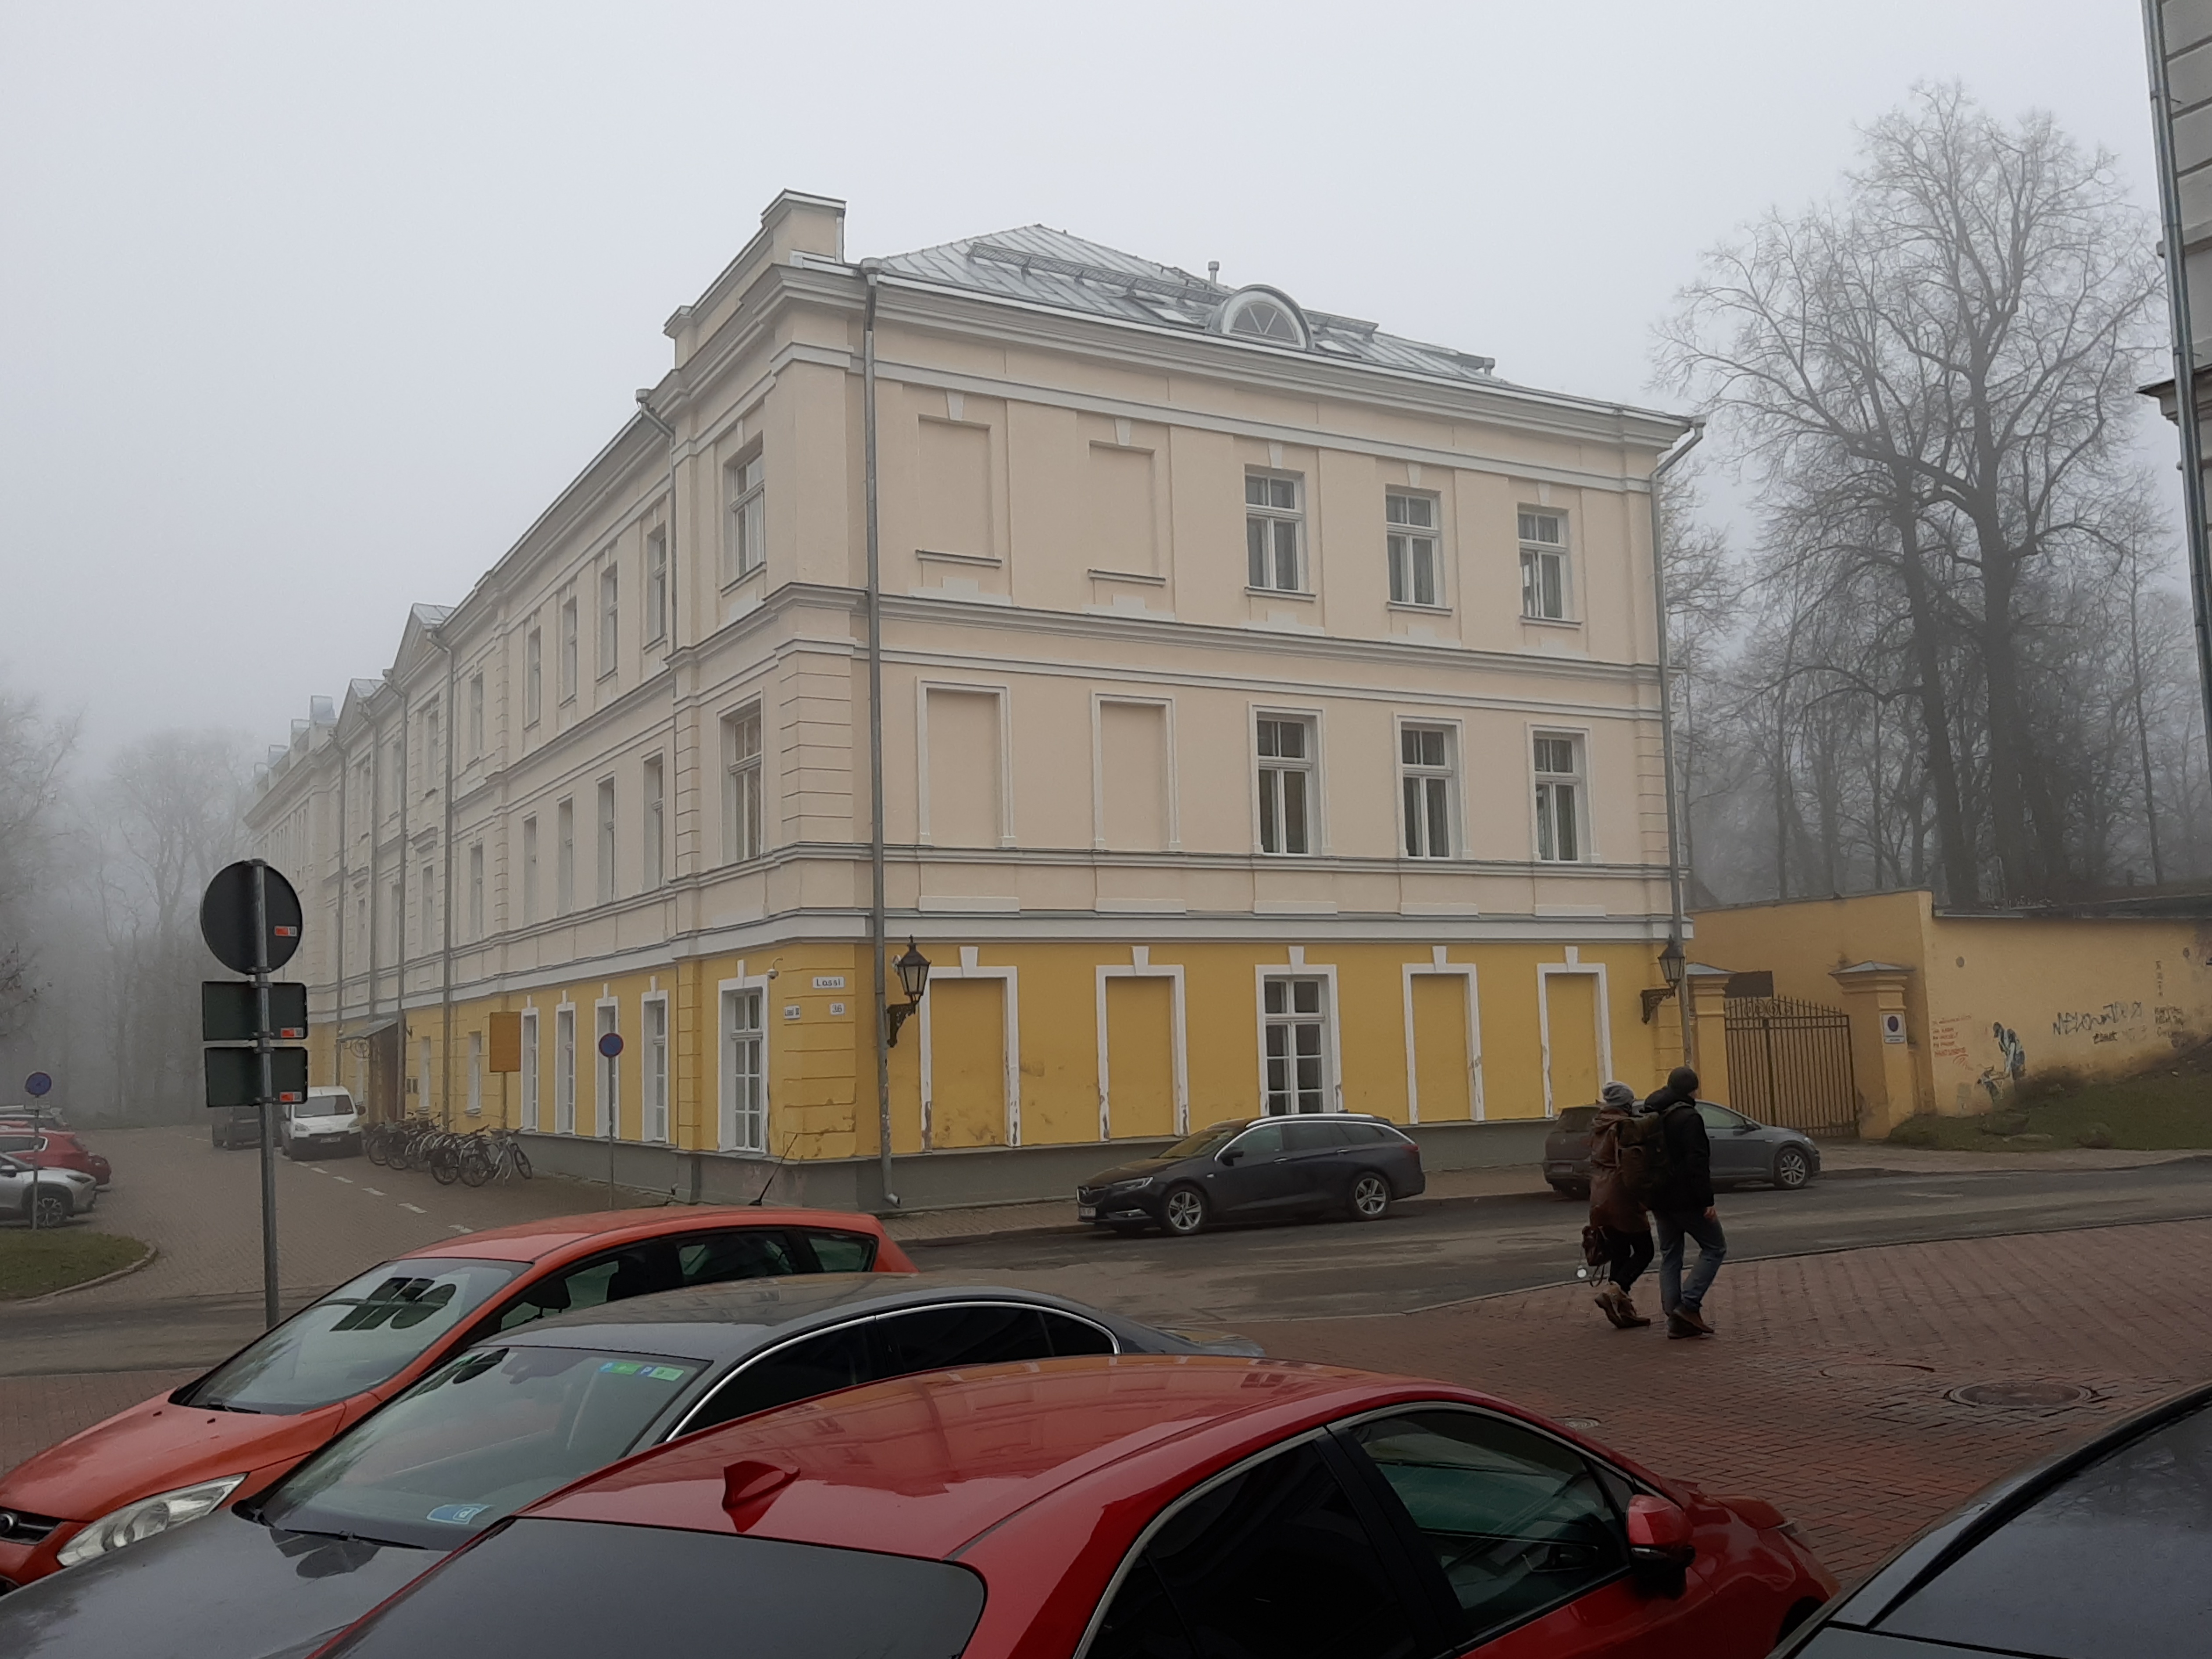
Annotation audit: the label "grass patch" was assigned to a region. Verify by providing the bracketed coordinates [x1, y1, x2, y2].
[0, 1231, 149, 1300]
[1891, 1044, 2212, 1152]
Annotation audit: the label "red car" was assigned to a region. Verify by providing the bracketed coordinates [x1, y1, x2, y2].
[0, 1205, 915, 1592]
[310, 1356, 1836, 1659]
[0, 1126, 109, 1189]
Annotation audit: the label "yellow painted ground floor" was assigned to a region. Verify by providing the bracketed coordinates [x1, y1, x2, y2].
[324, 937, 1683, 1190]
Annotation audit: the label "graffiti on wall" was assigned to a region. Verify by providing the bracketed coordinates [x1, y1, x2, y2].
[1979, 1022, 2027, 1107]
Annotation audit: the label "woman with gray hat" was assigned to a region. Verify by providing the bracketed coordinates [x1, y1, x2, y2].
[1584, 1081, 1655, 1328]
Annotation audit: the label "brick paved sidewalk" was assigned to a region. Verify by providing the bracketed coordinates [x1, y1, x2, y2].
[1236, 1216, 2212, 1585]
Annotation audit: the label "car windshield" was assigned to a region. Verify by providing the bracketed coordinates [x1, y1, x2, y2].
[179, 1257, 527, 1413]
[1161, 1123, 1245, 1159]
[254, 1345, 704, 1549]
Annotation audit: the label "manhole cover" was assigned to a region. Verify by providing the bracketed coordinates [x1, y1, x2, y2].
[1948, 1381, 2093, 1410]
[1559, 1417, 1602, 1430]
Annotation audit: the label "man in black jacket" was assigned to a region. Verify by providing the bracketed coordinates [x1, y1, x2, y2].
[1645, 1064, 1726, 1341]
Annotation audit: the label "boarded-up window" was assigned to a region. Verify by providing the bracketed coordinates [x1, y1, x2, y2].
[925, 688, 1002, 847]
[1106, 976, 1175, 1139]
[928, 979, 1005, 1148]
[1544, 973, 1602, 1116]
[1099, 701, 1168, 852]
[1086, 444, 1155, 572]
[1410, 975, 1473, 1121]
[918, 420, 991, 557]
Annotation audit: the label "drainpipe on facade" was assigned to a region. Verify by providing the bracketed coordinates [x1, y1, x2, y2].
[334, 726, 349, 1087]
[435, 628, 457, 1130]
[1648, 418, 1706, 1071]
[632, 395, 685, 1155]
[861, 258, 897, 1211]
[389, 673, 410, 1121]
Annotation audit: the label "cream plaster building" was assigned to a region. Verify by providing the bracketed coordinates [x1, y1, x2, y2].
[246, 190, 1696, 1209]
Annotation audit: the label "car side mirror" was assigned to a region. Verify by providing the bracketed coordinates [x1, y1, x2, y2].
[1627, 1495, 1696, 1597]
[1217, 1148, 1243, 1166]
[1735, 1124, 1756, 1134]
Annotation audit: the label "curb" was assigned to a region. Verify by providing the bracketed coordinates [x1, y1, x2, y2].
[14, 1241, 159, 1305]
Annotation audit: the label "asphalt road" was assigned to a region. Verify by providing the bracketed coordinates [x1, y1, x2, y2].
[905, 1160, 2212, 1328]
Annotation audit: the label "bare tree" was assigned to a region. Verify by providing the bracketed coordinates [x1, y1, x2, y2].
[0, 681, 77, 1040]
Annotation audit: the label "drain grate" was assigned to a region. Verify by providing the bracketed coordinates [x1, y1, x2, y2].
[1559, 1417, 1603, 1430]
[1948, 1381, 2093, 1410]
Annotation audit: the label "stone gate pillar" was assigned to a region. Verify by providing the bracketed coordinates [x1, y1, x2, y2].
[1830, 961, 1920, 1138]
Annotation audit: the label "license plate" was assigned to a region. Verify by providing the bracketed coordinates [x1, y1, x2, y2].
[1077, 1205, 1098, 1220]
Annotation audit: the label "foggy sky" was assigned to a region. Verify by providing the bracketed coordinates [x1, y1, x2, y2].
[0, 1, 2176, 760]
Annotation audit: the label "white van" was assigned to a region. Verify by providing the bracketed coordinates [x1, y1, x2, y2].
[280, 1087, 363, 1161]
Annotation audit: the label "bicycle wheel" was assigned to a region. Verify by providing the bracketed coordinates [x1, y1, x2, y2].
[364, 1127, 389, 1167]
[512, 1145, 533, 1180]
[428, 1142, 460, 1185]
[458, 1142, 493, 1187]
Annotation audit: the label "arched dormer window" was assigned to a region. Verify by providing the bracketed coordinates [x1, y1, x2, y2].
[1212, 286, 1310, 350]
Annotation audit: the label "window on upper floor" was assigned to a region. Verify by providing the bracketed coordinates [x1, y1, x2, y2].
[1519, 510, 1570, 621]
[722, 705, 764, 864]
[467, 842, 485, 940]
[521, 815, 539, 925]
[1255, 716, 1316, 856]
[418, 865, 436, 950]
[556, 797, 575, 913]
[645, 528, 668, 646]
[559, 596, 579, 703]
[1401, 725, 1455, 859]
[1533, 733, 1585, 863]
[642, 754, 665, 889]
[724, 454, 765, 586]
[468, 673, 485, 757]
[596, 777, 617, 904]
[598, 566, 619, 681]
[423, 705, 441, 794]
[1246, 472, 1305, 594]
[1387, 492, 1441, 607]
[525, 628, 543, 726]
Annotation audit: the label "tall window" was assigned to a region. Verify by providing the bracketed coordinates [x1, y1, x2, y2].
[645, 528, 668, 645]
[1387, 492, 1440, 606]
[466, 1032, 483, 1117]
[722, 704, 764, 864]
[1519, 510, 1569, 620]
[418, 866, 435, 949]
[556, 797, 575, 913]
[1245, 472, 1304, 592]
[521, 815, 539, 924]
[467, 842, 485, 938]
[724, 454, 765, 584]
[424, 705, 440, 793]
[1401, 726, 1454, 858]
[525, 628, 542, 725]
[467, 673, 485, 756]
[554, 1006, 575, 1134]
[596, 777, 617, 903]
[520, 1010, 539, 1131]
[386, 879, 401, 960]
[598, 565, 619, 679]
[595, 1003, 619, 1139]
[723, 986, 765, 1152]
[1533, 733, 1585, 862]
[1262, 976, 1330, 1115]
[1255, 716, 1315, 855]
[559, 595, 578, 701]
[418, 1038, 433, 1117]
[644, 996, 670, 1142]
[642, 754, 665, 888]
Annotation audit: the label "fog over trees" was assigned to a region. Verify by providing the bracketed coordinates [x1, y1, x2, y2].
[1660, 84, 2210, 907]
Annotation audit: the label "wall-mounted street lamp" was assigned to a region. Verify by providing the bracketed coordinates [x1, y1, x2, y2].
[884, 938, 932, 1047]
[1643, 935, 1688, 1024]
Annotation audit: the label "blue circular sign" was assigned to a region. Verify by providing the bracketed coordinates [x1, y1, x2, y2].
[24, 1072, 51, 1098]
[597, 1032, 624, 1060]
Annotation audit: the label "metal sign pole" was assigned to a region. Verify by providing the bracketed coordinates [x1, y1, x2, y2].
[251, 859, 281, 1328]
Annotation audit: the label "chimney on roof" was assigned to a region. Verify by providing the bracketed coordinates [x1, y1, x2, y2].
[310, 695, 336, 725]
[1207, 261, 1220, 285]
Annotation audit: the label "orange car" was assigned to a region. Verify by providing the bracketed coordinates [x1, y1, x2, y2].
[0, 1205, 915, 1592]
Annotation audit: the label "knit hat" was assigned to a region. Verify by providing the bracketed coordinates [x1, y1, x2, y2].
[1600, 1082, 1638, 1108]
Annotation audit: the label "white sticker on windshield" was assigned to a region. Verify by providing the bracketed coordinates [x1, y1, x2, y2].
[426, 1504, 491, 1525]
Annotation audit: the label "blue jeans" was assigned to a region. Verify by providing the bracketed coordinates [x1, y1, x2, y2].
[1655, 1208, 1727, 1316]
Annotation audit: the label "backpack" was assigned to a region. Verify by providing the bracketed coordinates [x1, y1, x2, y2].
[1613, 1111, 1675, 1208]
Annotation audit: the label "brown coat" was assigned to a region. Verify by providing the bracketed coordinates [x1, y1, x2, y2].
[1587, 1104, 1651, 1235]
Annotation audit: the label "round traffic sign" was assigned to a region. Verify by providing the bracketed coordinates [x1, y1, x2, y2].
[200, 861, 303, 974]
[24, 1072, 51, 1098]
[597, 1032, 624, 1059]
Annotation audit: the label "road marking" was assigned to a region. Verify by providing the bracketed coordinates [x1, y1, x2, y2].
[335, 1176, 354, 1184]
[1908, 1192, 1964, 1200]
[364, 1187, 385, 1196]
[401, 1202, 425, 1214]
[448, 1224, 474, 1235]
[307, 1167, 327, 1175]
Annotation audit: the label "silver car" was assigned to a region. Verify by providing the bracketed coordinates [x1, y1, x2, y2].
[0, 1155, 98, 1228]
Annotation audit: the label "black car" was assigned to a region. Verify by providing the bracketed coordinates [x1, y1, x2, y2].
[210, 1104, 264, 1150]
[0, 1274, 1261, 1658]
[1077, 1114, 1426, 1237]
[1776, 1379, 2212, 1659]
[1541, 1099, 1820, 1198]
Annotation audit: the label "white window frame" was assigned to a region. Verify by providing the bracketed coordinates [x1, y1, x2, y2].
[718, 974, 770, 1153]
[417, 866, 435, 952]
[553, 1003, 576, 1134]
[642, 753, 665, 889]
[1397, 719, 1459, 860]
[1244, 470, 1306, 594]
[594, 998, 619, 1140]
[916, 681, 1016, 848]
[467, 672, 485, 756]
[418, 1037, 433, 1117]
[1088, 694, 1181, 853]
[520, 1008, 540, 1131]
[1531, 728, 1591, 864]
[467, 841, 485, 939]
[555, 797, 575, 913]
[723, 452, 766, 586]
[1386, 491, 1444, 608]
[525, 627, 542, 725]
[597, 563, 619, 681]
[466, 1031, 483, 1118]
[916, 947, 1022, 1148]
[422, 704, 440, 798]
[721, 703, 765, 864]
[1401, 948, 1484, 1124]
[521, 815, 539, 925]
[1094, 947, 1189, 1139]
[558, 594, 579, 702]
[596, 776, 617, 904]
[1519, 508, 1572, 622]
[1252, 952, 1341, 1117]
[1252, 708, 1321, 857]
[642, 992, 670, 1143]
[1536, 948, 1614, 1120]
[644, 526, 668, 646]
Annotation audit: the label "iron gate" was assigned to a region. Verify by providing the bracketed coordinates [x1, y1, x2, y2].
[1723, 995, 1859, 1137]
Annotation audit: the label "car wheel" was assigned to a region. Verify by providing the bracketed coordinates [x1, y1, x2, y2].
[27, 1189, 69, 1229]
[1348, 1171, 1393, 1221]
[1773, 1145, 1813, 1190]
[1160, 1186, 1207, 1237]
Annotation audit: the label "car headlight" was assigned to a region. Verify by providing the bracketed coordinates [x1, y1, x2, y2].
[56, 1475, 246, 1566]
[1108, 1177, 1154, 1194]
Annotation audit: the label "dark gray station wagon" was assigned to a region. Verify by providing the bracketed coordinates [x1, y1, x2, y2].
[1079, 1114, 1427, 1236]
[1543, 1100, 1820, 1198]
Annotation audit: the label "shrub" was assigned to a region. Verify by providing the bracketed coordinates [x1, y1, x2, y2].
[1888, 1116, 1942, 1147]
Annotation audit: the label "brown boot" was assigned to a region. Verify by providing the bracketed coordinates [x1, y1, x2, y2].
[1680, 1305, 1716, 1335]
[1616, 1295, 1652, 1328]
[1666, 1311, 1705, 1339]
[1595, 1287, 1630, 1328]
